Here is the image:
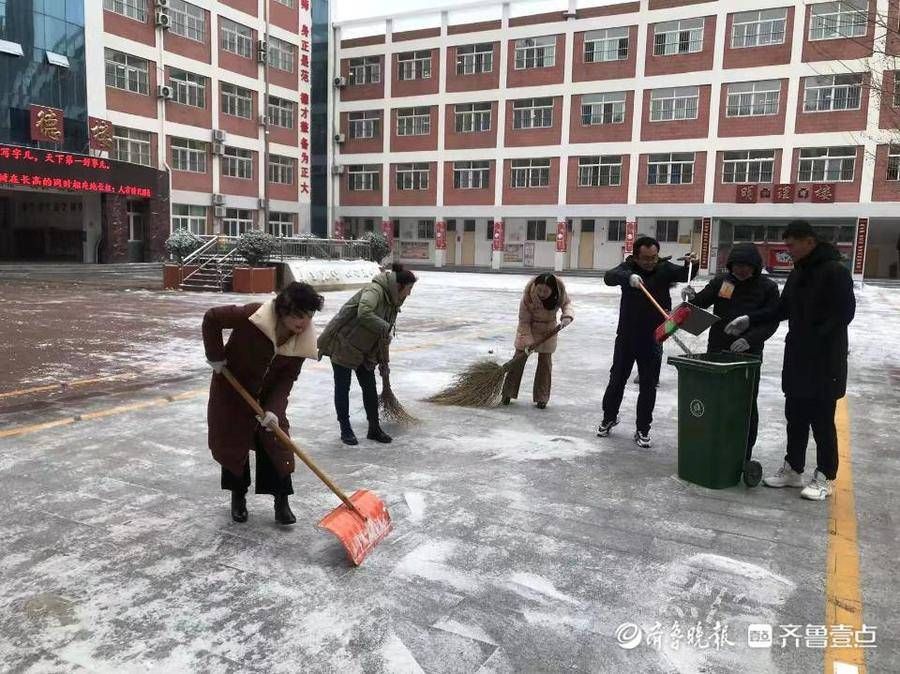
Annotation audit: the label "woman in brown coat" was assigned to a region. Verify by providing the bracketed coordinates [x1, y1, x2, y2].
[203, 282, 324, 525]
[502, 273, 574, 409]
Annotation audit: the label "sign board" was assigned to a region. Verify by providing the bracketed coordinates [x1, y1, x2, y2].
[492, 220, 504, 252]
[768, 246, 794, 272]
[555, 220, 567, 252]
[30, 105, 64, 143]
[381, 219, 394, 249]
[853, 217, 868, 277]
[624, 220, 636, 255]
[399, 240, 430, 260]
[88, 117, 114, 151]
[435, 220, 447, 250]
[700, 217, 711, 269]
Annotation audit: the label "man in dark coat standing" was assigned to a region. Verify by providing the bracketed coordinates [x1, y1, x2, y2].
[687, 242, 780, 458]
[724, 220, 856, 501]
[598, 236, 697, 448]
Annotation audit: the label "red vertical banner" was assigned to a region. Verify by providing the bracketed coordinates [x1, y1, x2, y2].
[381, 219, 394, 250]
[435, 220, 447, 250]
[333, 218, 344, 240]
[30, 105, 64, 143]
[700, 217, 712, 269]
[853, 217, 869, 276]
[624, 220, 636, 255]
[492, 219, 505, 252]
[556, 220, 567, 252]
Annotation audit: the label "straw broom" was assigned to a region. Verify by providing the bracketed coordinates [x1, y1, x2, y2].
[427, 325, 563, 408]
[379, 370, 419, 425]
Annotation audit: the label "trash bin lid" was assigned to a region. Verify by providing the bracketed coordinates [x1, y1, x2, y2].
[668, 352, 761, 372]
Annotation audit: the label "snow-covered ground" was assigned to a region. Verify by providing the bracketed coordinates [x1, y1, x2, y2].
[0, 270, 897, 673]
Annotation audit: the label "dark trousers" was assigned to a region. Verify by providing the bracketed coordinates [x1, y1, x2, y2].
[332, 362, 379, 426]
[502, 351, 552, 403]
[221, 439, 293, 496]
[784, 396, 839, 480]
[601, 335, 663, 433]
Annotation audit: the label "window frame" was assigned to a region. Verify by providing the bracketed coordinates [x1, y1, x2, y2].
[514, 35, 556, 70]
[103, 0, 147, 23]
[112, 126, 152, 166]
[169, 0, 206, 43]
[221, 18, 253, 59]
[396, 107, 431, 137]
[397, 50, 432, 81]
[395, 163, 430, 191]
[172, 204, 206, 235]
[526, 220, 547, 241]
[170, 137, 208, 173]
[221, 146, 253, 180]
[267, 36, 295, 73]
[348, 56, 381, 85]
[802, 74, 863, 113]
[809, 1, 869, 41]
[453, 160, 491, 189]
[577, 155, 623, 188]
[607, 219, 626, 242]
[656, 219, 680, 243]
[797, 146, 857, 183]
[730, 8, 788, 49]
[647, 152, 695, 185]
[649, 86, 700, 122]
[456, 43, 493, 75]
[889, 145, 900, 181]
[725, 80, 781, 117]
[653, 18, 705, 56]
[221, 82, 253, 120]
[583, 26, 629, 63]
[268, 155, 294, 185]
[349, 111, 379, 139]
[454, 102, 492, 133]
[348, 165, 380, 191]
[268, 211, 295, 237]
[722, 150, 776, 184]
[169, 68, 206, 108]
[581, 91, 626, 126]
[223, 208, 254, 237]
[512, 97, 554, 130]
[104, 49, 149, 95]
[510, 158, 551, 188]
[267, 96, 295, 129]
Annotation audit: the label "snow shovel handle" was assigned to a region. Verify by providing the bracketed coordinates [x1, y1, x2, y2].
[525, 323, 565, 353]
[220, 367, 366, 521]
[636, 280, 692, 356]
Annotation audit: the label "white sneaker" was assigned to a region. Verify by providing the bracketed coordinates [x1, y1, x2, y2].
[763, 461, 804, 488]
[633, 430, 652, 449]
[597, 417, 620, 437]
[801, 470, 833, 501]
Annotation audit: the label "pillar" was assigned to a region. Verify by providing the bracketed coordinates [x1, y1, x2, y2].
[434, 218, 447, 268]
[554, 219, 567, 272]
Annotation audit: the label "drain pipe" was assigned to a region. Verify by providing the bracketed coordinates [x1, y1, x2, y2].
[262, 1, 271, 235]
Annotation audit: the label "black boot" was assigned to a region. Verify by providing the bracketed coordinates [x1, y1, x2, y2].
[274, 494, 296, 525]
[339, 419, 358, 446]
[231, 491, 248, 523]
[367, 424, 392, 443]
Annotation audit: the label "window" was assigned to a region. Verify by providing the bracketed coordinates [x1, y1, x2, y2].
[464, 220, 476, 233]
[172, 204, 206, 234]
[398, 50, 432, 80]
[221, 83, 252, 119]
[526, 220, 547, 241]
[810, 1, 868, 41]
[578, 156, 622, 187]
[268, 212, 294, 237]
[268, 155, 294, 184]
[171, 138, 207, 172]
[453, 161, 490, 189]
[349, 56, 381, 85]
[653, 18, 704, 56]
[798, 147, 856, 182]
[803, 74, 863, 112]
[349, 111, 379, 139]
[888, 145, 900, 181]
[514, 36, 556, 69]
[511, 158, 551, 188]
[417, 220, 434, 239]
[731, 8, 787, 48]
[725, 80, 780, 117]
[513, 98, 554, 129]
[484, 221, 494, 239]
[348, 165, 379, 191]
[273, 0, 293, 6]
[268, 96, 295, 129]
[104, 49, 149, 95]
[581, 219, 595, 233]
[607, 219, 626, 241]
[169, 0, 205, 42]
[396, 163, 430, 190]
[103, 0, 147, 22]
[267, 36, 295, 72]
[650, 86, 699, 122]
[112, 127, 151, 166]
[222, 146, 253, 180]
[456, 43, 493, 75]
[221, 18, 252, 58]
[455, 102, 491, 133]
[584, 27, 629, 63]
[581, 92, 626, 125]
[396, 107, 431, 136]
[223, 209, 253, 237]
[733, 224, 766, 242]
[722, 150, 776, 183]
[169, 69, 206, 108]
[656, 220, 680, 243]
[894, 75, 900, 107]
[648, 153, 695, 185]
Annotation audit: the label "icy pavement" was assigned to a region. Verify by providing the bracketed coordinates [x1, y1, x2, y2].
[0, 272, 898, 673]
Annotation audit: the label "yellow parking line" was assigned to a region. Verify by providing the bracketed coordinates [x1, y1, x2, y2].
[0, 373, 138, 400]
[825, 397, 866, 674]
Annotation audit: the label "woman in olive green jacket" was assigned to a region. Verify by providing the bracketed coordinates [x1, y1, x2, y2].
[318, 264, 417, 445]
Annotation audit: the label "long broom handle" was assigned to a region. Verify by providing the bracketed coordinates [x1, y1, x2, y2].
[220, 367, 366, 520]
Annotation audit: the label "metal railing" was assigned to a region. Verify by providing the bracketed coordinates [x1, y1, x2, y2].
[174, 234, 373, 270]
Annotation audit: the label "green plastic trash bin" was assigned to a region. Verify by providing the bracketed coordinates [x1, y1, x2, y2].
[668, 353, 762, 489]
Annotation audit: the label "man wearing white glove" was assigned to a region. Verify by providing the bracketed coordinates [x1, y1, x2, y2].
[598, 236, 697, 448]
[689, 243, 780, 461]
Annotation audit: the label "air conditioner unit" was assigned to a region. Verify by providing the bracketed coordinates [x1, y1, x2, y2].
[214, 205, 227, 218]
[333, 76, 347, 88]
[331, 165, 344, 175]
[257, 40, 268, 64]
[156, 0, 170, 8]
[334, 133, 346, 144]
[157, 84, 174, 100]
[212, 129, 227, 142]
[212, 193, 226, 206]
[258, 198, 267, 209]
[212, 142, 225, 155]
[155, 10, 171, 28]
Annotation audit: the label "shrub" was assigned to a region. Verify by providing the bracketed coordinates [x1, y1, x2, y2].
[165, 229, 202, 263]
[359, 231, 390, 263]
[236, 230, 279, 267]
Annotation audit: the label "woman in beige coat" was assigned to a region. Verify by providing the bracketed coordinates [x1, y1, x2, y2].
[502, 273, 574, 409]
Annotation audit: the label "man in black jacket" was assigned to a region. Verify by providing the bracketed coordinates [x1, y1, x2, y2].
[724, 220, 855, 501]
[598, 236, 697, 448]
[687, 242, 780, 458]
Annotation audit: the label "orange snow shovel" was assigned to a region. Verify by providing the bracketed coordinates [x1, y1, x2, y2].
[221, 367, 392, 565]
